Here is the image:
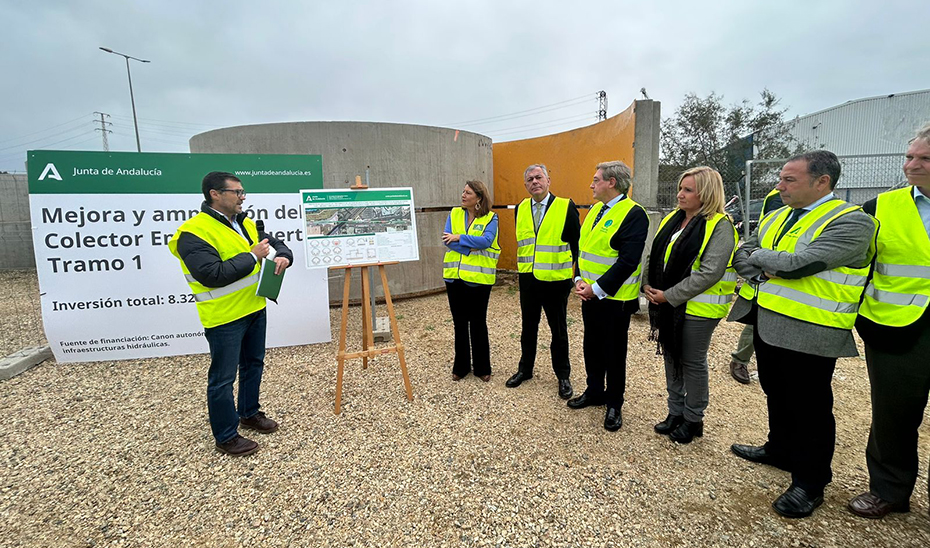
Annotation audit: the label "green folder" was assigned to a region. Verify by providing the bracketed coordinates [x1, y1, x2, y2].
[255, 259, 285, 300]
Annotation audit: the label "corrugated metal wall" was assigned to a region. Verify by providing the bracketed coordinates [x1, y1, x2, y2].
[785, 89, 930, 154]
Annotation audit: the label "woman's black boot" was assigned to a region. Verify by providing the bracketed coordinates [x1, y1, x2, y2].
[670, 420, 704, 443]
[654, 414, 684, 435]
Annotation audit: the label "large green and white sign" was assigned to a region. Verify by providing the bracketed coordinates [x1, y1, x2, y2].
[28, 150, 330, 363]
[300, 187, 418, 267]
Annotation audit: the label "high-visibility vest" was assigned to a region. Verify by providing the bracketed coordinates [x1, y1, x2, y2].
[168, 213, 265, 329]
[656, 211, 738, 318]
[578, 198, 645, 301]
[859, 187, 930, 327]
[738, 199, 875, 329]
[442, 208, 500, 285]
[762, 188, 782, 216]
[515, 197, 573, 281]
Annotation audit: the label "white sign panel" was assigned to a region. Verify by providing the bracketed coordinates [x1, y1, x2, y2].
[300, 188, 419, 268]
[27, 151, 331, 363]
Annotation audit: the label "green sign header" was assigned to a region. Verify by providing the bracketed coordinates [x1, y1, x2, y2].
[301, 189, 412, 203]
[27, 150, 323, 194]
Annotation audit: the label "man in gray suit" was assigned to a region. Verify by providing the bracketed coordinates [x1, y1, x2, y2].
[728, 150, 877, 518]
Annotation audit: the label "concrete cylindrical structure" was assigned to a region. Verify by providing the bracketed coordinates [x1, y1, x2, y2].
[190, 122, 493, 301]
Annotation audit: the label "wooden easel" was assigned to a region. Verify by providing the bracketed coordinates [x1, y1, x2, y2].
[329, 261, 413, 414]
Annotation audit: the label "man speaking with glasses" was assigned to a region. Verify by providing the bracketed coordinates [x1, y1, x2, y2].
[169, 171, 292, 456]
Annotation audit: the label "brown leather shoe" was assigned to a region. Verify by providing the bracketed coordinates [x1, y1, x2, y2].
[240, 411, 278, 434]
[848, 492, 909, 519]
[452, 373, 463, 381]
[479, 374, 491, 382]
[730, 360, 751, 384]
[216, 434, 258, 456]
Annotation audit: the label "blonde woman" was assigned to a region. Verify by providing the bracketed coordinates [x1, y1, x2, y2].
[643, 167, 737, 443]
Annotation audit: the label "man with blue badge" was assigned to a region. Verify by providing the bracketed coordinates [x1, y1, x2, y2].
[169, 171, 292, 457]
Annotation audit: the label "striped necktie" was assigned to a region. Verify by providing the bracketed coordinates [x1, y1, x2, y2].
[533, 202, 544, 230]
[593, 205, 610, 227]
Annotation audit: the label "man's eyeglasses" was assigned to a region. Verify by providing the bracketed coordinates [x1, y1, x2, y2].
[217, 188, 247, 197]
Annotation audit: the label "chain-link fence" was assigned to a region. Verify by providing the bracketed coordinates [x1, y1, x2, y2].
[658, 153, 907, 238]
[0, 269, 47, 357]
[739, 153, 906, 237]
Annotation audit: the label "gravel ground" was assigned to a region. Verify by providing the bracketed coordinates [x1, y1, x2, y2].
[1, 270, 929, 547]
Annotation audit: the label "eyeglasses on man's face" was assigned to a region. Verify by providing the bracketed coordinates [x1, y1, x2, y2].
[217, 188, 246, 197]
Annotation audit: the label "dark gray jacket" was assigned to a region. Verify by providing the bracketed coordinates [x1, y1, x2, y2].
[176, 202, 293, 288]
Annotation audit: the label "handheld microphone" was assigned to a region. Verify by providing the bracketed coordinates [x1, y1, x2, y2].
[254, 219, 276, 260]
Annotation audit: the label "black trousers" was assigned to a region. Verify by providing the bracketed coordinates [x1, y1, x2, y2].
[581, 298, 631, 409]
[754, 329, 837, 495]
[445, 280, 493, 377]
[864, 323, 930, 504]
[518, 274, 571, 379]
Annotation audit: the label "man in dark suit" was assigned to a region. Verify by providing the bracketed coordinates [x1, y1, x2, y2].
[728, 151, 877, 518]
[506, 164, 580, 399]
[570, 161, 649, 431]
[848, 124, 930, 519]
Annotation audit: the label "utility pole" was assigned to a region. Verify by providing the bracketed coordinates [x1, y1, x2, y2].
[597, 91, 608, 121]
[94, 112, 112, 151]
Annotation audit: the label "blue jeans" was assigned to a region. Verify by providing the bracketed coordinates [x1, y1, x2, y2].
[204, 308, 267, 444]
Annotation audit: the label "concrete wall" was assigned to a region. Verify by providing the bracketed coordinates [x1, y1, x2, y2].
[190, 122, 494, 301]
[0, 174, 34, 270]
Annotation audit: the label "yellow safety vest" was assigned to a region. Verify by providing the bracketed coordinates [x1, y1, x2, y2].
[762, 188, 782, 215]
[656, 211, 738, 319]
[578, 198, 645, 301]
[168, 212, 266, 329]
[859, 187, 930, 326]
[442, 208, 500, 285]
[515, 197, 573, 281]
[738, 199, 875, 329]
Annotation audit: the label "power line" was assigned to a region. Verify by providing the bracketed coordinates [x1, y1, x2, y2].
[444, 92, 597, 127]
[483, 112, 595, 136]
[0, 119, 95, 152]
[489, 118, 600, 141]
[0, 113, 94, 145]
[110, 114, 216, 129]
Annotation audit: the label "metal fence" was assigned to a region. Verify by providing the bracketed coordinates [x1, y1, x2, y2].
[740, 153, 905, 237]
[657, 153, 907, 238]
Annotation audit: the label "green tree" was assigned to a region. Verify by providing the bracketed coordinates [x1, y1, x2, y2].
[661, 89, 805, 172]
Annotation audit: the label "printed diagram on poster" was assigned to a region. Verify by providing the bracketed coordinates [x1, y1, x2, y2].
[300, 188, 419, 268]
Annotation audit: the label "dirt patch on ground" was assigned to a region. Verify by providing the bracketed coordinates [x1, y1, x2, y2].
[1, 270, 928, 547]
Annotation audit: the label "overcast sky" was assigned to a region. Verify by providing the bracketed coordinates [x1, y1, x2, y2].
[1, 0, 926, 173]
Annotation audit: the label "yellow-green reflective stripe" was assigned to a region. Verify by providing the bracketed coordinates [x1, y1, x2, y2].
[193, 274, 260, 302]
[536, 244, 569, 253]
[760, 284, 858, 314]
[517, 238, 535, 246]
[580, 269, 599, 280]
[443, 261, 459, 269]
[796, 203, 852, 247]
[472, 249, 501, 258]
[517, 256, 534, 263]
[865, 286, 930, 307]
[580, 251, 616, 265]
[535, 261, 572, 271]
[459, 263, 496, 275]
[579, 272, 640, 287]
[691, 293, 732, 305]
[814, 270, 867, 286]
[876, 263, 930, 278]
[184, 274, 198, 283]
